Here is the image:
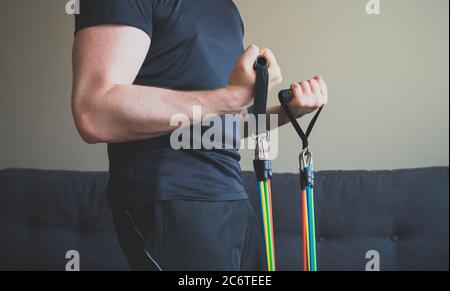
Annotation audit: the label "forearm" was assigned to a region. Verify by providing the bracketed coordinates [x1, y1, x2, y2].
[266, 105, 297, 130]
[73, 84, 240, 144]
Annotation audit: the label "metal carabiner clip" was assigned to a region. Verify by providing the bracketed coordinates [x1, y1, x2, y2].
[300, 147, 314, 170]
[300, 148, 314, 188]
[253, 131, 271, 161]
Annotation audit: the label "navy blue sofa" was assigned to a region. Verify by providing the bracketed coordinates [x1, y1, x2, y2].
[0, 167, 448, 271]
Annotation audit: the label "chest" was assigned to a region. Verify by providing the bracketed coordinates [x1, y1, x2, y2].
[151, 0, 243, 49]
[137, 0, 244, 89]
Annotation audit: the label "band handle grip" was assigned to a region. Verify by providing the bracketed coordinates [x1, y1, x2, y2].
[278, 89, 294, 105]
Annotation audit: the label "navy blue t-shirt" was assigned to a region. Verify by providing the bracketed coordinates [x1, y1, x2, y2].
[75, 0, 248, 202]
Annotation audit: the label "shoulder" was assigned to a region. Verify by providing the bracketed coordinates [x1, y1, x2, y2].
[75, 0, 157, 38]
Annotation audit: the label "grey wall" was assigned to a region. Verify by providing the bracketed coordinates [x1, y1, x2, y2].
[0, 0, 448, 172]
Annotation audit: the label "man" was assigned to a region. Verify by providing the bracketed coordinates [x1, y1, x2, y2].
[72, 0, 328, 271]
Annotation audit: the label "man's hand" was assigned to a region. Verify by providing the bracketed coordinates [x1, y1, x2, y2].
[226, 45, 283, 111]
[226, 45, 327, 118]
[261, 75, 329, 134]
[288, 75, 329, 117]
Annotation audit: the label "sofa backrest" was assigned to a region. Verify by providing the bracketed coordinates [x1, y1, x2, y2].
[0, 169, 128, 271]
[0, 167, 448, 271]
[242, 167, 449, 271]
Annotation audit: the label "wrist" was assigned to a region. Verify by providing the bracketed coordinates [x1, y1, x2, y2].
[290, 107, 306, 119]
[222, 85, 252, 114]
[278, 104, 305, 124]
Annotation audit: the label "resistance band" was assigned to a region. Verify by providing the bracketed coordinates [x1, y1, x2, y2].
[253, 56, 276, 271]
[279, 89, 324, 271]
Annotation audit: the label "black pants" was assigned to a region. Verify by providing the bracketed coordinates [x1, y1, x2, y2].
[110, 198, 266, 271]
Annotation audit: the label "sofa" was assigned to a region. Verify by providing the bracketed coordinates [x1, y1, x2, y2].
[0, 167, 448, 271]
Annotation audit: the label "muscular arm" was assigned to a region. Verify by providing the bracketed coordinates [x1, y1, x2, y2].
[72, 25, 324, 144]
[72, 25, 245, 144]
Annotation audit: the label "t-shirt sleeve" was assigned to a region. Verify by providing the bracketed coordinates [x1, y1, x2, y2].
[75, 0, 153, 39]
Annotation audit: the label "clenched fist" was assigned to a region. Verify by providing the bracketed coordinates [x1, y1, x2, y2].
[289, 75, 328, 117]
[225, 44, 328, 117]
[226, 45, 283, 110]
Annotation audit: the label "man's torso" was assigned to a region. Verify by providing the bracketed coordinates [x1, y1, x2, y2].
[104, 0, 247, 202]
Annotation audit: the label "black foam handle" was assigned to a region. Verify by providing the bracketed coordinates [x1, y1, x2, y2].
[253, 56, 270, 135]
[254, 55, 269, 70]
[278, 89, 294, 105]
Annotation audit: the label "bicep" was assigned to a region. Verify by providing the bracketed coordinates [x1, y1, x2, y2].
[72, 25, 151, 98]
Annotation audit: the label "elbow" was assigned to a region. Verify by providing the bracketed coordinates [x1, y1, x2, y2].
[73, 101, 105, 145]
[75, 112, 104, 144]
